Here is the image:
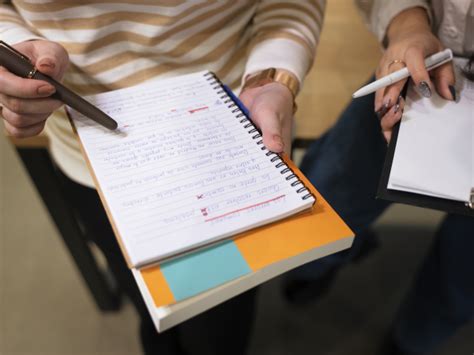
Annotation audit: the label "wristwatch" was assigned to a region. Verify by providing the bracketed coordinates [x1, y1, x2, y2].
[242, 68, 300, 112]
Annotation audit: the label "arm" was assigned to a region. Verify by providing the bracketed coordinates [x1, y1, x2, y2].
[0, 1, 69, 137]
[0, 1, 41, 43]
[370, 1, 455, 142]
[239, 0, 325, 153]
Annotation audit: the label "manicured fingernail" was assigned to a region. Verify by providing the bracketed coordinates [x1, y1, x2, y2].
[376, 102, 390, 120]
[448, 85, 457, 102]
[418, 81, 432, 98]
[273, 134, 284, 148]
[37, 85, 56, 95]
[393, 95, 403, 113]
[38, 59, 56, 69]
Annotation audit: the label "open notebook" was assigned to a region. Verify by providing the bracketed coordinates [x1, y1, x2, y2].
[379, 58, 474, 215]
[68, 71, 315, 268]
[66, 71, 353, 331]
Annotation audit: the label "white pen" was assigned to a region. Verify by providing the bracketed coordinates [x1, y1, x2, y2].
[352, 49, 454, 98]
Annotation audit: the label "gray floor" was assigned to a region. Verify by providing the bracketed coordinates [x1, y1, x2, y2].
[1, 135, 473, 355]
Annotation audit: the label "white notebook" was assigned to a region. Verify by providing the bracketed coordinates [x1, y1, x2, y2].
[388, 58, 474, 206]
[68, 71, 315, 267]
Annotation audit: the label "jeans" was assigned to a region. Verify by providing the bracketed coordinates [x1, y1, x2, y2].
[295, 91, 474, 354]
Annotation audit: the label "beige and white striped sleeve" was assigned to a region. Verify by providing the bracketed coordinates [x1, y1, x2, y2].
[244, 0, 325, 88]
[0, 1, 42, 44]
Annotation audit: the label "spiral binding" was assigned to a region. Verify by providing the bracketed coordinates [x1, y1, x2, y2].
[204, 71, 315, 202]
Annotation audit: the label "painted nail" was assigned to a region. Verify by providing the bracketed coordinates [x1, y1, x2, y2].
[37, 85, 56, 95]
[418, 81, 432, 98]
[38, 58, 56, 69]
[448, 85, 457, 101]
[375, 102, 390, 120]
[394, 104, 400, 113]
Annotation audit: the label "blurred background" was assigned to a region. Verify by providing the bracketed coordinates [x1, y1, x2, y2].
[1, 1, 472, 354]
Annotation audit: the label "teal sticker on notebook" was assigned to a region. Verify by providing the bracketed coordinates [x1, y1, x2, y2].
[161, 240, 251, 301]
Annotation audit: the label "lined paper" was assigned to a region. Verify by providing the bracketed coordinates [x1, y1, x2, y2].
[70, 71, 314, 267]
[388, 59, 473, 203]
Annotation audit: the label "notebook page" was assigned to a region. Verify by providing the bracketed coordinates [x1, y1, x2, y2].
[388, 59, 473, 202]
[70, 71, 314, 267]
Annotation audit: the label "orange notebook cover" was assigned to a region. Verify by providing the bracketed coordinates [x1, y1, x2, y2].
[138, 157, 353, 309]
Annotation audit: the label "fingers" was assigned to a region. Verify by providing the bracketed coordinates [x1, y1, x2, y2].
[1, 107, 50, 128]
[3, 118, 46, 138]
[380, 96, 405, 143]
[405, 46, 432, 97]
[251, 107, 284, 153]
[30, 40, 70, 80]
[0, 68, 56, 98]
[374, 59, 406, 111]
[374, 87, 386, 112]
[374, 65, 387, 111]
[432, 62, 456, 101]
[381, 78, 408, 111]
[0, 94, 62, 114]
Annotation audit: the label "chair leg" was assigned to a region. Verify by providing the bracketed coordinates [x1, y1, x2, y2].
[16, 147, 122, 312]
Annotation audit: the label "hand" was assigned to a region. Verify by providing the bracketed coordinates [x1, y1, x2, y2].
[375, 7, 455, 142]
[0, 40, 69, 138]
[239, 82, 294, 155]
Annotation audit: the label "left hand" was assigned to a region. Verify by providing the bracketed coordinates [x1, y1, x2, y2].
[239, 82, 294, 155]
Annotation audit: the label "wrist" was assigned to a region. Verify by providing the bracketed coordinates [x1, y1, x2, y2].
[386, 7, 431, 45]
[242, 68, 299, 98]
[242, 68, 299, 114]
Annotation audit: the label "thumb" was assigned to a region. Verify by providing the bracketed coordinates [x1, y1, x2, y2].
[32, 41, 69, 80]
[252, 107, 284, 153]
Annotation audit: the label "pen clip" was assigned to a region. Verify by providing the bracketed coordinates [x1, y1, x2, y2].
[0, 40, 32, 63]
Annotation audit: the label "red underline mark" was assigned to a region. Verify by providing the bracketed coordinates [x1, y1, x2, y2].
[204, 194, 286, 222]
[188, 106, 209, 114]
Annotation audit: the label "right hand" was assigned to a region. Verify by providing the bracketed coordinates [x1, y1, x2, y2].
[0, 40, 69, 138]
[374, 7, 455, 142]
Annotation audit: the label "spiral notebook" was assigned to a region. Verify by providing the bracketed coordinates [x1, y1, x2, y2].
[67, 71, 316, 268]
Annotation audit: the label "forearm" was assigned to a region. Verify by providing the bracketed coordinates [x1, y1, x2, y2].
[245, 0, 326, 88]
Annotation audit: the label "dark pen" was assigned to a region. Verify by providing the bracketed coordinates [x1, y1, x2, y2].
[0, 41, 118, 130]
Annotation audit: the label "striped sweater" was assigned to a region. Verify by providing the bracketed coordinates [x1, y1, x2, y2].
[0, 0, 324, 187]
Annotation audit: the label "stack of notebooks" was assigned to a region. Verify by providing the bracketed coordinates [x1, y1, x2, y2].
[68, 71, 354, 332]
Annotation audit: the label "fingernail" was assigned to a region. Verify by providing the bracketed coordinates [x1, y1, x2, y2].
[418, 81, 432, 98]
[375, 102, 390, 120]
[448, 85, 457, 102]
[393, 95, 402, 113]
[37, 85, 56, 95]
[273, 134, 284, 148]
[38, 58, 56, 69]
